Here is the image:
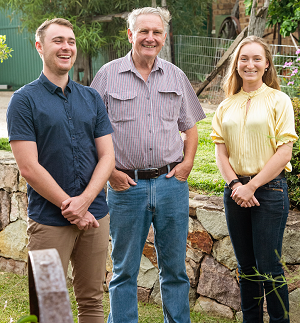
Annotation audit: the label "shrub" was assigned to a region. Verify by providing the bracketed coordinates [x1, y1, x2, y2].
[286, 97, 300, 209]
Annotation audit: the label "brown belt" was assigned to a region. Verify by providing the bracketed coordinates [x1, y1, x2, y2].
[116, 162, 180, 180]
[237, 170, 285, 185]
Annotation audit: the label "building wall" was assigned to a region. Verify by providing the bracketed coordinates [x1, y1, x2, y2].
[212, 0, 295, 47]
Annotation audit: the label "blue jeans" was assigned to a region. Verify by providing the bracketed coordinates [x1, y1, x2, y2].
[224, 178, 290, 323]
[107, 175, 191, 323]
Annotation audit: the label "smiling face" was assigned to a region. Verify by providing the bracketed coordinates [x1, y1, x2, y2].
[36, 23, 77, 78]
[128, 14, 166, 65]
[237, 42, 269, 91]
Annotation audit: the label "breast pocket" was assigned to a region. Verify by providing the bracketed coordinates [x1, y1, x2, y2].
[158, 89, 182, 121]
[108, 91, 137, 123]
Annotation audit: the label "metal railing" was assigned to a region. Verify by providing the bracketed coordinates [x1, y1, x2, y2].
[173, 35, 298, 103]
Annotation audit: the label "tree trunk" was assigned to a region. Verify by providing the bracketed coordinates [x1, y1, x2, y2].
[248, 0, 270, 37]
[158, 0, 172, 62]
[73, 48, 92, 86]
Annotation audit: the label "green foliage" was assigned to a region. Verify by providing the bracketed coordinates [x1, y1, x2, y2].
[286, 97, 300, 209]
[281, 50, 300, 98]
[0, 0, 212, 58]
[244, 0, 253, 16]
[17, 315, 38, 323]
[0, 35, 13, 63]
[267, 0, 300, 37]
[0, 138, 11, 151]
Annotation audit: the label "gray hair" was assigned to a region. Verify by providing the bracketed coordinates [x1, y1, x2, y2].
[127, 7, 171, 34]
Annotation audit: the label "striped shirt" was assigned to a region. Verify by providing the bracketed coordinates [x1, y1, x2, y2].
[91, 51, 205, 169]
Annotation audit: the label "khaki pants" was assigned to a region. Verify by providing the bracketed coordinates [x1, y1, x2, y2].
[27, 214, 110, 323]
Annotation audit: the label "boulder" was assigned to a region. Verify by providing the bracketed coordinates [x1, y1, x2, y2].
[194, 296, 234, 319]
[0, 220, 28, 261]
[212, 236, 237, 270]
[137, 255, 158, 289]
[196, 209, 228, 240]
[197, 255, 241, 311]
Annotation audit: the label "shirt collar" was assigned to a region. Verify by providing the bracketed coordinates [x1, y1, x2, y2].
[38, 72, 73, 94]
[240, 82, 267, 99]
[118, 51, 164, 75]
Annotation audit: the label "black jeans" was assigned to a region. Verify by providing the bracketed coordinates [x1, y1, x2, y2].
[224, 178, 290, 323]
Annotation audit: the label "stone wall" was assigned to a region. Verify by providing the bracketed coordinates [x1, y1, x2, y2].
[1, 151, 300, 321]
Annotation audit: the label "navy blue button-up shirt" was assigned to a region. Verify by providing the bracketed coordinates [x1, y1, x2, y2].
[7, 73, 113, 226]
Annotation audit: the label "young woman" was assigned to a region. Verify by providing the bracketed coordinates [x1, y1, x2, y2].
[211, 36, 298, 322]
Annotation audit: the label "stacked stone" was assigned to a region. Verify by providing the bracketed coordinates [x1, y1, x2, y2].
[1, 151, 300, 320]
[0, 150, 27, 275]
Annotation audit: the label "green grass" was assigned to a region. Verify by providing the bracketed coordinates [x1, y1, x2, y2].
[0, 138, 10, 151]
[188, 113, 225, 195]
[0, 272, 236, 323]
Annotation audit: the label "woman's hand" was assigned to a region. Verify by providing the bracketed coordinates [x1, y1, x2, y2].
[231, 184, 260, 207]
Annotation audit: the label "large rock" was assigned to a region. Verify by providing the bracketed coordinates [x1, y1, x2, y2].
[186, 257, 201, 288]
[137, 255, 158, 289]
[194, 296, 234, 319]
[137, 287, 151, 303]
[10, 192, 28, 222]
[189, 199, 205, 217]
[149, 278, 162, 306]
[0, 160, 19, 192]
[282, 211, 300, 264]
[289, 288, 300, 323]
[0, 190, 10, 230]
[284, 264, 300, 293]
[197, 255, 241, 311]
[143, 242, 158, 268]
[196, 208, 228, 240]
[188, 217, 213, 254]
[212, 236, 237, 271]
[187, 230, 213, 254]
[0, 257, 27, 275]
[0, 219, 28, 261]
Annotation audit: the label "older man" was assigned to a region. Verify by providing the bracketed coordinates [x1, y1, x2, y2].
[7, 18, 115, 323]
[91, 7, 205, 323]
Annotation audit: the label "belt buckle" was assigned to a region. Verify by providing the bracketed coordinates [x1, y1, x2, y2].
[149, 168, 159, 178]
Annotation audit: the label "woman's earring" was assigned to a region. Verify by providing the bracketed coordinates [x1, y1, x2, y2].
[265, 68, 268, 71]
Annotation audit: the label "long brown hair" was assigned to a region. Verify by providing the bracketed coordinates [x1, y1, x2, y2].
[223, 36, 280, 97]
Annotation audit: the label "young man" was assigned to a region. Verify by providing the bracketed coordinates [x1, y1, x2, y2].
[91, 7, 205, 323]
[6, 18, 115, 323]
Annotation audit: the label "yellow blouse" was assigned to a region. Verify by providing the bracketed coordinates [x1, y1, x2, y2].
[211, 83, 298, 175]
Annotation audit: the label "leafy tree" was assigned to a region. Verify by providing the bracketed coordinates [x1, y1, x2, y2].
[267, 0, 300, 38]
[0, 0, 211, 83]
[0, 35, 13, 63]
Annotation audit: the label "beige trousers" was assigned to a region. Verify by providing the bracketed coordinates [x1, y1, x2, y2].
[27, 214, 110, 323]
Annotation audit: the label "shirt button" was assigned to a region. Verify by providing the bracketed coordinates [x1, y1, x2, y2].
[69, 117, 72, 120]
[65, 100, 67, 103]
[146, 97, 150, 100]
[149, 148, 152, 151]
[149, 130, 151, 133]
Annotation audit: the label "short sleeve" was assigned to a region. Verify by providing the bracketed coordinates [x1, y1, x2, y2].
[94, 91, 113, 139]
[6, 92, 37, 142]
[210, 103, 225, 143]
[274, 93, 298, 147]
[177, 70, 206, 131]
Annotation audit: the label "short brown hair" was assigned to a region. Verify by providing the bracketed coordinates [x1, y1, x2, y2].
[35, 18, 73, 43]
[223, 35, 280, 97]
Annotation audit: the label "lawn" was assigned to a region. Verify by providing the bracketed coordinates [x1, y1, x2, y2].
[188, 113, 225, 195]
[0, 272, 236, 323]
